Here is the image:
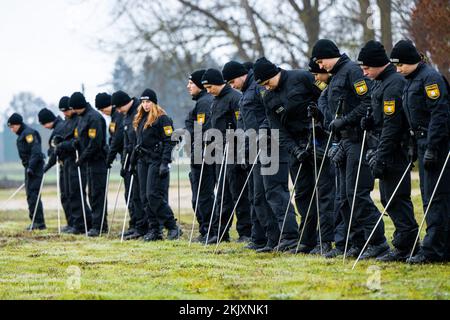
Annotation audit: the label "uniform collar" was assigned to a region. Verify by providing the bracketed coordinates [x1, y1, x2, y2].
[376, 63, 396, 81]
[274, 69, 288, 92]
[128, 98, 140, 116]
[241, 70, 253, 93]
[16, 124, 25, 136]
[405, 62, 425, 80]
[330, 54, 350, 75]
[192, 90, 207, 101]
[217, 84, 232, 98]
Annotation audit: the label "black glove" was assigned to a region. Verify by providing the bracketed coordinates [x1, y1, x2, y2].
[308, 104, 323, 122]
[43, 163, 52, 173]
[159, 162, 170, 178]
[26, 168, 35, 177]
[408, 141, 418, 163]
[293, 146, 310, 163]
[106, 154, 114, 169]
[72, 139, 80, 150]
[75, 157, 84, 167]
[329, 117, 347, 133]
[424, 148, 438, 170]
[361, 114, 375, 131]
[366, 150, 384, 179]
[330, 143, 345, 168]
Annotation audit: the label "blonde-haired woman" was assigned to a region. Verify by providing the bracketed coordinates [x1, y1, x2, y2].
[131, 89, 183, 241]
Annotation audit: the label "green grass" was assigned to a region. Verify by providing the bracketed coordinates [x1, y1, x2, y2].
[0, 170, 448, 300]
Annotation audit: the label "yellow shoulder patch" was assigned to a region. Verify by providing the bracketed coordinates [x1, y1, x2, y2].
[425, 84, 440, 100]
[26, 134, 34, 144]
[88, 129, 97, 139]
[197, 113, 206, 125]
[354, 80, 368, 96]
[109, 122, 116, 134]
[235, 111, 240, 121]
[384, 100, 395, 116]
[74, 128, 79, 138]
[315, 80, 328, 91]
[164, 126, 173, 137]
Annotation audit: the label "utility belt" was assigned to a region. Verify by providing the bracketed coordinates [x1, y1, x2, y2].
[340, 126, 363, 142]
[410, 126, 427, 139]
[136, 143, 163, 160]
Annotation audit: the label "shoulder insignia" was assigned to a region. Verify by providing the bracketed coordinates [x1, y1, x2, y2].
[26, 134, 34, 144]
[235, 111, 240, 121]
[384, 101, 395, 116]
[74, 128, 79, 138]
[88, 128, 97, 139]
[425, 84, 440, 100]
[109, 122, 116, 134]
[354, 80, 368, 96]
[315, 80, 328, 91]
[164, 126, 173, 137]
[197, 113, 206, 125]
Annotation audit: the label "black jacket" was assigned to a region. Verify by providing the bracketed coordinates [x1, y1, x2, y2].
[76, 104, 107, 163]
[106, 108, 125, 164]
[56, 114, 79, 161]
[370, 64, 410, 163]
[262, 69, 322, 155]
[326, 54, 373, 136]
[210, 84, 241, 137]
[239, 69, 267, 132]
[16, 124, 44, 171]
[46, 116, 66, 169]
[403, 62, 450, 151]
[123, 98, 140, 160]
[136, 113, 175, 164]
[185, 90, 213, 161]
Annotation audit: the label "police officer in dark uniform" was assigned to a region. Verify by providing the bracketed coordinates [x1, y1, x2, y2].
[253, 57, 335, 254]
[222, 61, 280, 251]
[186, 70, 216, 243]
[390, 40, 450, 263]
[8, 113, 46, 230]
[95, 93, 124, 170]
[311, 60, 347, 258]
[311, 39, 389, 258]
[113, 91, 147, 240]
[132, 89, 182, 241]
[201, 68, 252, 244]
[38, 107, 72, 231]
[70, 92, 108, 237]
[357, 40, 419, 261]
[55, 96, 93, 234]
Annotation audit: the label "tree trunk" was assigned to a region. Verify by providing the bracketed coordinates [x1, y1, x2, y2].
[359, 0, 375, 43]
[378, 0, 393, 52]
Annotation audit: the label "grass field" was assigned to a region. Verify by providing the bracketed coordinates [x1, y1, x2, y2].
[0, 163, 448, 300]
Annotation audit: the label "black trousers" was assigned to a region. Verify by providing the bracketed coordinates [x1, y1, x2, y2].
[189, 163, 215, 236]
[332, 165, 346, 250]
[127, 170, 147, 235]
[123, 170, 136, 230]
[338, 138, 386, 248]
[252, 163, 280, 246]
[60, 160, 73, 227]
[262, 161, 299, 242]
[67, 159, 92, 231]
[137, 159, 177, 232]
[211, 163, 252, 239]
[379, 151, 418, 252]
[25, 162, 45, 225]
[417, 138, 450, 261]
[290, 156, 335, 247]
[87, 159, 108, 231]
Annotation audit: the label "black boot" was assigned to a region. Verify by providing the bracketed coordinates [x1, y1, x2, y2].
[309, 242, 333, 255]
[167, 225, 183, 240]
[359, 242, 390, 260]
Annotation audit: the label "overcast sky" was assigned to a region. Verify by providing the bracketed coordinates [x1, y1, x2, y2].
[0, 0, 116, 120]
